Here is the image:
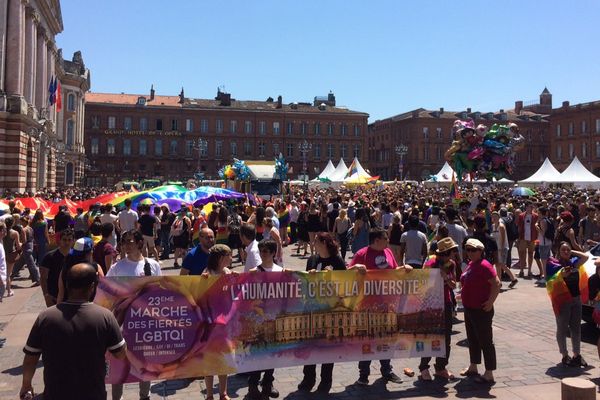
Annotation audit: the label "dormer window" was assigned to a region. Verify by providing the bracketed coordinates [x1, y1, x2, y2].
[137, 97, 147, 106]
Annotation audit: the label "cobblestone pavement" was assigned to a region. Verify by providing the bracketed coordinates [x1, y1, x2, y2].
[1, 246, 599, 399]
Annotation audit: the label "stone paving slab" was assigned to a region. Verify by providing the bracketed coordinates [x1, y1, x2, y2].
[1, 247, 600, 399]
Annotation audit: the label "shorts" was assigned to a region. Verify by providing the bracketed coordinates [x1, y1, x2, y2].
[538, 245, 552, 260]
[143, 235, 156, 250]
[498, 248, 509, 264]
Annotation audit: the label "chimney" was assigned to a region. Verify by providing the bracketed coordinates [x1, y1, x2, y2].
[562, 101, 570, 109]
[220, 92, 231, 106]
[276, 95, 282, 109]
[515, 101, 523, 114]
[150, 84, 155, 101]
[439, 107, 444, 113]
[499, 109, 504, 113]
[327, 91, 336, 106]
[467, 107, 472, 113]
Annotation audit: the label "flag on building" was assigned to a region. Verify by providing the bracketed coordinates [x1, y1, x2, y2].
[48, 76, 56, 106]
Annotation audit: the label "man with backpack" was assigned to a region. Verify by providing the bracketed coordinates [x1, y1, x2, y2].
[500, 208, 519, 269]
[535, 206, 553, 284]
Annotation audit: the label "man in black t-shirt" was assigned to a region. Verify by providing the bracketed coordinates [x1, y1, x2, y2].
[159, 206, 175, 260]
[21, 263, 126, 400]
[40, 229, 74, 307]
[137, 204, 160, 260]
[54, 206, 72, 235]
[463, 216, 498, 266]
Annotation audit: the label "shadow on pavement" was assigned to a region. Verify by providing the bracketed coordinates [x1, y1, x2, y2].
[2, 360, 43, 376]
[453, 376, 495, 399]
[151, 378, 194, 396]
[545, 363, 594, 379]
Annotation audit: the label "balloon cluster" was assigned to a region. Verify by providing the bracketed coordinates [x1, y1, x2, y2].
[217, 159, 251, 181]
[444, 119, 525, 181]
[274, 155, 288, 180]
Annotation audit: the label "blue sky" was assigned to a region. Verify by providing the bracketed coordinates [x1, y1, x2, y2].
[59, 0, 600, 121]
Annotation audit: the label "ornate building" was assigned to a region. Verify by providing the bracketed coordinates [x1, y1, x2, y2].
[83, 88, 369, 187]
[0, 0, 89, 191]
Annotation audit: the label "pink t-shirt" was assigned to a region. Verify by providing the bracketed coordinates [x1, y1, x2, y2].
[460, 259, 497, 309]
[349, 246, 399, 270]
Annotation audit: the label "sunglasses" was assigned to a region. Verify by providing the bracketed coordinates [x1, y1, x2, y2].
[438, 250, 451, 256]
[465, 248, 480, 253]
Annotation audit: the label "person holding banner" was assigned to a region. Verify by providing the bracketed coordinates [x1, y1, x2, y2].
[348, 228, 411, 386]
[419, 237, 457, 381]
[247, 239, 282, 400]
[299, 232, 346, 394]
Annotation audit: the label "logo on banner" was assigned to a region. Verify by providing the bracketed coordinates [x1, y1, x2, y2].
[362, 344, 374, 354]
[416, 341, 425, 352]
[432, 340, 441, 351]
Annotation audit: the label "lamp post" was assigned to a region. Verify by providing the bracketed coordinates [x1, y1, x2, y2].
[194, 138, 208, 184]
[298, 140, 312, 188]
[395, 144, 408, 181]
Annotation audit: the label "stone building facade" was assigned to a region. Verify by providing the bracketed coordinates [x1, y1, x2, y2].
[0, 0, 89, 192]
[84, 89, 368, 187]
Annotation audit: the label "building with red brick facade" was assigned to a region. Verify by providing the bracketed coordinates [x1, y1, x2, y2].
[368, 89, 553, 181]
[84, 89, 368, 187]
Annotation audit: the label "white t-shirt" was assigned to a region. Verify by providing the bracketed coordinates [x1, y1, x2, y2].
[244, 240, 262, 272]
[523, 213, 532, 241]
[106, 257, 162, 277]
[0, 243, 6, 285]
[100, 213, 118, 245]
[117, 209, 139, 232]
[254, 264, 283, 272]
[290, 206, 299, 223]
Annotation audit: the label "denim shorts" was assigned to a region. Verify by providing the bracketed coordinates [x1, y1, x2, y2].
[538, 245, 552, 260]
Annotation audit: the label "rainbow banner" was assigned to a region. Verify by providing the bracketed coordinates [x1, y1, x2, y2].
[96, 270, 445, 383]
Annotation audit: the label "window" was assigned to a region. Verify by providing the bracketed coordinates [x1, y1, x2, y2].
[140, 118, 148, 131]
[436, 146, 442, 160]
[423, 127, 429, 139]
[201, 119, 209, 133]
[353, 144, 360, 158]
[327, 143, 334, 158]
[245, 121, 252, 134]
[185, 119, 193, 132]
[596, 142, 600, 158]
[286, 122, 294, 135]
[582, 120, 587, 134]
[216, 119, 223, 133]
[596, 119, 600, 134]
[108, 116, 116, 129]
[327, 123, 334, 136]
[314, 143, 321, 159]
[273, 121, 280, 135]
[230, 120, 238, 134]
[66, 120, 74, 149]
[91, 138, 99, 155]
[568, 122, 574, 136]
[169, 140, 178, 155]
[286, 143, 294, 157]
[91, 116, 100, 129]
[67, 93, 76, 112]
[65, 162, 74, 185]
[155, 139, 162, 155]
[244, 142, 252, 156]
[123, 139, 131, 155]
[582, 142, 588, 159]
[273, 143, 280, 156]
[171, 119, 178, 131]
[215, 140, 223, 158]
[556, 145, 561, 159]
[124, 117, 132, 131]
[258, 141, 265, 156]
[156, 119, 163, 131]
[423, 146, 429, 160]
[436, 128, 442, 139]
[185, 140, 193, 156]
[107, 139, 115, 155]
[568, 143, 574, 158]
[556, 124, 561, 137]
[200, 141, 208, 157]
[139, 139, 147, 155]
[341, 124, 347, 136]
[230, 141, 237, 157]
[354, 124, 360, 137]
[259, 121, 266, 135]
[301, 122, 308, 135]
[341, 144, 347, 158]
[314, 123, 321, 136]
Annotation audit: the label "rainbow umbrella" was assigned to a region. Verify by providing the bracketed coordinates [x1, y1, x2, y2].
[512, 187, 535, 197]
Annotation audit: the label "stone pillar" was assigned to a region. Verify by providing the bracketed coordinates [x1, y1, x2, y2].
[37, 141, 46, 189]
[35, 28, 47, 112]
[47, 148, 56, 190]
[0, 0, 9, 92]
[5, 0, 24, 95]
[26, 137, 37, 191]
[24, 7, 37, 105]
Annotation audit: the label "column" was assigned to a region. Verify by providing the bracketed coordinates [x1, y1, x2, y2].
[5, 0, 24, 95]
[0, 0, 8, 92]
[35, 28, 46, 112]
[23, 7, 37, 105]
[26, 137, 37, 191]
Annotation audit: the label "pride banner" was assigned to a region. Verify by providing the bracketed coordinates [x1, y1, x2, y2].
[95, 270, 445, 383]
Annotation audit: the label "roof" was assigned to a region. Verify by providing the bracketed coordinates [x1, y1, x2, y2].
[86, 92, 368, 115]
[519, 158, 561, 183]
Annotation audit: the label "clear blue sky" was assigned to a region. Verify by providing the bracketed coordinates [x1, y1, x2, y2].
[59, 0, 600, 122]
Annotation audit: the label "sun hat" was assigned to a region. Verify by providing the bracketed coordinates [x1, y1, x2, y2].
[436, 237, 458, 254]
[465, 238, 485, 250]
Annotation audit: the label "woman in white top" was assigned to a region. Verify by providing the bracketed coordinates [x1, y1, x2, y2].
[264, 218, 283, 266]
[333, 209, 351, 260]
[491, 211, 518, 288]
[0, 222, 7, 301]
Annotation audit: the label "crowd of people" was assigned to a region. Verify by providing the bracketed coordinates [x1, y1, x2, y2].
[6, 182, 600, 399]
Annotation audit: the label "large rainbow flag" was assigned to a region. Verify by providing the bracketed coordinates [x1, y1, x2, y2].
[546, 257, 589, 316]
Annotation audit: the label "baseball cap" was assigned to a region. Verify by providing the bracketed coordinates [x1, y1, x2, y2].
[70, 237, 93, 256]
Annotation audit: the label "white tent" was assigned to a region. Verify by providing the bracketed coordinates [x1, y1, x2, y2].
[313, 160, 335, 181]
[328, 158, 350, 182]
[519, 158, 561, 184]
[426, 162, 455, 183]
[555, 156, 600, 187]
[344, 158, 374, 183]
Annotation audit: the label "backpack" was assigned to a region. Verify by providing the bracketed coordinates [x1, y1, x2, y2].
[171, 219, 184, 237]
[503, 216, 519, 242]
[228, 214, 241, 234]
[544, 217, 555, 241]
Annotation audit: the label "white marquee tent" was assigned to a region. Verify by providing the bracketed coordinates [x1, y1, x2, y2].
[519, 158, 562, 185]
[313, 160, 335, 181]
[328, 158, 350, 182]
[344, 158, 375, 184]
[554, 156, 600, 187]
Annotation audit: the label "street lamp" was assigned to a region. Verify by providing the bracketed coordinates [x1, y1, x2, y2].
[298, 140, 312, 187]
[193, 138, 208, 183]
[395, 144, 408, 181]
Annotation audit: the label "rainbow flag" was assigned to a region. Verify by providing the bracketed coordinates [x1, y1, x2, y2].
[345, 159, 358, 178]
[449, 172, 460, 199]
[546, 258, 588, 316]
[278, 208, 290, 225]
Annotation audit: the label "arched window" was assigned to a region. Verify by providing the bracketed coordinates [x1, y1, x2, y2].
[65, 162, 74, 185]
[66, 120, 74, 149]
[67, 93, 76, 111]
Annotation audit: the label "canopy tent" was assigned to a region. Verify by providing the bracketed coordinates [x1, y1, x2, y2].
[426, 162, 455, 183]
[554, 156, 600, 187]
[312, 160, 336, 181]
[519, 158, 561, 184]
[328, 158, 350, 182]
[344, 158, 377, 184]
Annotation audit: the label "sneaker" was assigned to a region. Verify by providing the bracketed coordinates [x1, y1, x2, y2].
[355, 377, 369, 386]
[383, 372, 403, 384]
[297, 379, 315, 391]
[316, 382, 331, 394]
[518, 271, 524, 278]
[508, 279, 518, 288]
[420, 369, 433, 381]
[569, 355, 588, 368]
[261, 384, 279, 398]
[561, 355, 572, 366]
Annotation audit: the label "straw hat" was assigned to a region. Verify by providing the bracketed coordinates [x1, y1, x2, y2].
[436, 237, 458, 254]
